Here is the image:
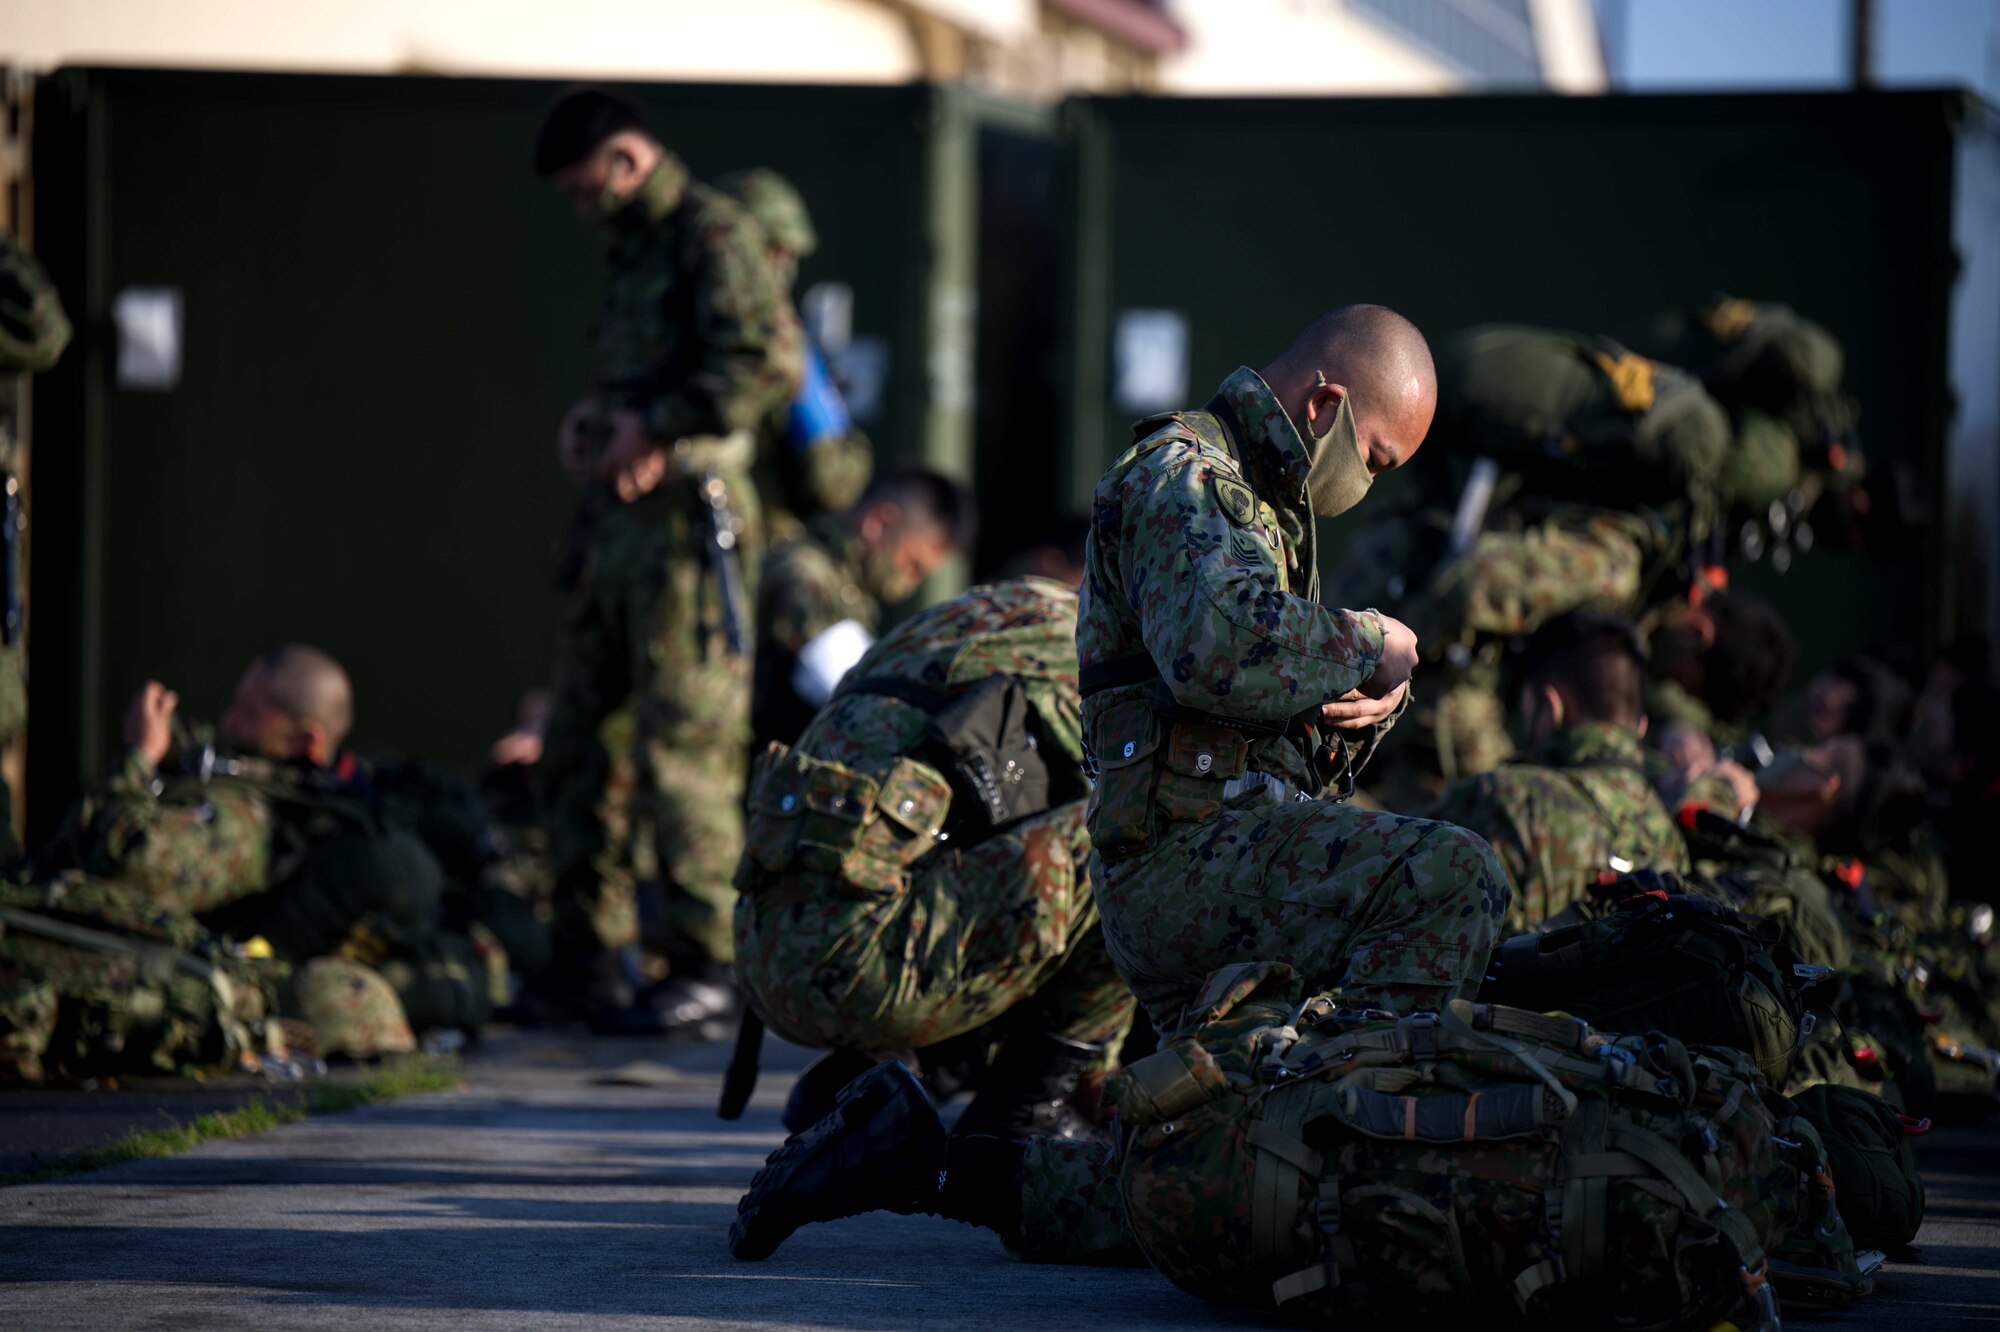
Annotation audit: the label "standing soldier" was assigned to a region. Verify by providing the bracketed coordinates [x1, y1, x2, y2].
[532, 89, 803, 1031]
[0, 229, 72, 861]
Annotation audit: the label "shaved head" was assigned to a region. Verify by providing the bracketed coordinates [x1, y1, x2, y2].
[221, 643, 354, 763]
[1262, 304, 1437, 474]
[258, 645, 354, 744]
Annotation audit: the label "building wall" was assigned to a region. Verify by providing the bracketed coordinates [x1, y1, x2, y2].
[2, 0, 1600, 95]
[1, 0, 923, 82]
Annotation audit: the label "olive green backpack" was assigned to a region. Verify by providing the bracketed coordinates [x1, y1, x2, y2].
[1786, 1083, 1927, 1252]
[1434, 324, 1731, 528]
[1109, 962, 1856, 1330]
[0, 875, 277, 1082]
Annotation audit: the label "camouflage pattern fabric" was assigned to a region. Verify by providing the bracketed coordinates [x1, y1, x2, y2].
[61, 743, 488, 1036]
[591, 155, 802, 448]
[0, 875, 276, 1083]
[542, 483, 757, 968]
[735, 578, 1134, 1070]
[286, 957, 415, 1059]
[1109, 961, 1820, 1327]
[541, 153, 800, 972]
[0, 230, 74, 859]
[0, 229, 71, 375]
[751, 515, 879, 748]
[1427, 722, 1689, 932]
[1016, 1134, 1138, 1265]
[68, 749, 273, 913]
[1078, 366, 1506, 1028]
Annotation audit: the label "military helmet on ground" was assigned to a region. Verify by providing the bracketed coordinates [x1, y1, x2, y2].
[289, 958, 416, 1059]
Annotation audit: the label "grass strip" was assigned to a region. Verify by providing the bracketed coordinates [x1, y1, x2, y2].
[0, 1056, 461, 1185]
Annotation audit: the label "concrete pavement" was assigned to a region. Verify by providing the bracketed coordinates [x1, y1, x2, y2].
[1, 1028, 1994, 1329]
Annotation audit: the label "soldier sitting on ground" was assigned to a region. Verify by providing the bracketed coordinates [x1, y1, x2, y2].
[735, 577, 1135, 1139]
[750, 465, 971, 751]
[40, 645, 494, 1045]
[1428, 609, 1691, 932]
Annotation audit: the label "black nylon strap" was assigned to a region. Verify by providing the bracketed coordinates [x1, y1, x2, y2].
[1079, 652, 1161, 698]
[835, 674, 954, 713]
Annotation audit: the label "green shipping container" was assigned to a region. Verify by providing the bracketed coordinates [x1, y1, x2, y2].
[28, 69, 1061, 838]
[1060, 89, 2000, 678]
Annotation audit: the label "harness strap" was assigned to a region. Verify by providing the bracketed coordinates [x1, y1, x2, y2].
[835, 675, 954, 712]
[1248, 1089, 1320, 1288]
[1560, 1098, 1612, 1284]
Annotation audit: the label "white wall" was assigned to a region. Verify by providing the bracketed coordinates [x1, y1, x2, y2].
[0, 0, 921, 81]
[1159, 0, 1463, 93]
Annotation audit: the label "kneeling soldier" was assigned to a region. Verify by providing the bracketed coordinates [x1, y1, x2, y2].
[734, 577, 1135, 1138]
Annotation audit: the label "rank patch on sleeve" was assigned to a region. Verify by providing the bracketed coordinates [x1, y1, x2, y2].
[1212, 474, 1257, 528]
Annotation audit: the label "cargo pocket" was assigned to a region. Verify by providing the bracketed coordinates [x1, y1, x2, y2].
[1340, 1184, 1474, 1298]
[1088, 698, 1160, 861]
[1156, 721, 1247, 824]
[838, 756, 951, 897]
[738, 744, 807, 890]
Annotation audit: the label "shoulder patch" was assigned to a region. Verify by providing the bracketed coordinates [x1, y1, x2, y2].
[1211, 475, 1257, 528]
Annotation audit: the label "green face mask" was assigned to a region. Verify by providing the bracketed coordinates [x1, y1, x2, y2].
[1300, 375, 1374, 519]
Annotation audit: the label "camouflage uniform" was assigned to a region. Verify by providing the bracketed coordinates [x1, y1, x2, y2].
[57, 742, 481, 1033]
[1337, 327, 1732, 808]
[1427, 721, 1690, 932]
[720, 167, 874, 544]
[750, 514, 879, 750]
[0, 231, 74, 860]
[1077, 366, 1508, 1032]
[735, 578, 1134, 1070]
[541, 154, 803, 969]
[0, 875, 278, 1083]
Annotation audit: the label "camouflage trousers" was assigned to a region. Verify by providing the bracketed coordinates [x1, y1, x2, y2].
[735, 801, 1135, 1069]
[1017, 1134, 1135, 1264]
[546, 660, 749, 970]
[1094, 798, 1508, 1032]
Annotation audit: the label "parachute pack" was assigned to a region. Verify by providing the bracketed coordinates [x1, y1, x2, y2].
[0, 875, 279, 1083]
[1108, 962, 1869, 1329]
[1480, 887, 1814, 1087]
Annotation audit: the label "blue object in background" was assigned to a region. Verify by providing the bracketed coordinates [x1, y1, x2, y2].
[789, 343, 852, 452]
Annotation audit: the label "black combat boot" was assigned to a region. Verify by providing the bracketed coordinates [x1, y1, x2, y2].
[782, 1048, 876, 1134]
[950, 1031, 1107, 1142]
[589, 963, 738, 1038]
[730, 1061, 1023, 1260]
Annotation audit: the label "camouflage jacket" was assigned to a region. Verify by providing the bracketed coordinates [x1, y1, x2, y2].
[1428, 722, 1690, 931]
[71, 748, 274, 915]
[780, 576, 1085, 778]
[1077, 366, 1391, 797]
[751, 514, 878, 747]
[595, 155, 803, 446]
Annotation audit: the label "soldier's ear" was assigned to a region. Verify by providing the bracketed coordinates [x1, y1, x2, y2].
[1540, 685, 1565, 732]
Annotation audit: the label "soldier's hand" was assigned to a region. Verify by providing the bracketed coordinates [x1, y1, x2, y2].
[1358, 614, 1419, 698]
[1321, 682, 1407, 731]
[557, 398, 601, 481]
[599, 408, 670, 501]
[124, 680, 179, 770]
